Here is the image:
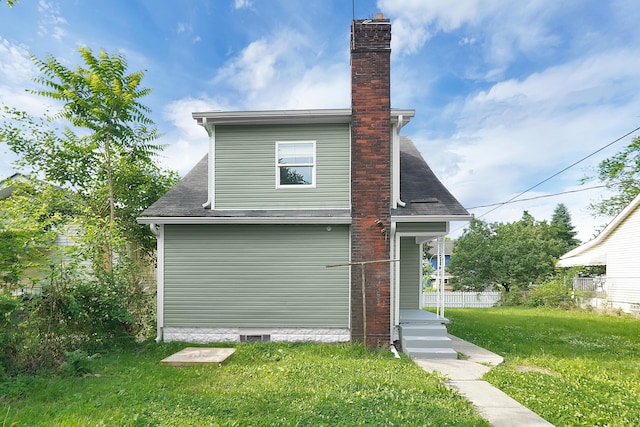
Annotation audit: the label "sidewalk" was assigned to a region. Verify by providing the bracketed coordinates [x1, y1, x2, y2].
[413, 335, 554, 427]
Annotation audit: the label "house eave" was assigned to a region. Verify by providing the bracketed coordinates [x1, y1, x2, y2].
[391, 214, 473, 222]
[192, 108, 415, 126]
[137, 216, 352, 225]
[192, 109, 352, 126]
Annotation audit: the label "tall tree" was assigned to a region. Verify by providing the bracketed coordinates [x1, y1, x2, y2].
[550, 203, 580, 253]
[447, 218, 495, 292]
[583, 135, 640, 217]
[449, 212, 565, 292]
[0, 48, 177, 274]
[30, 48, 161, 224]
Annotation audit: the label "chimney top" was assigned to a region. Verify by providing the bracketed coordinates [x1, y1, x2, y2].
[375, 13, 384, 20]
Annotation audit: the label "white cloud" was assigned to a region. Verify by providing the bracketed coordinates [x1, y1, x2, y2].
[419, 46, 640, 241]
[159, 97, 229, 176]
[378, 0, 490, 55]
[214, 38, 280, 93]
[212, 29, 348, 110]
[0, 38, 36, 85]
[176, 22, 189, 33]
[285, 64, 349, 109]
[162, 27, 350, 175]
[234, 0, 253, 10]
[37, 0, 68, 42]
[379, 0, 562, 75]
[0, 37, 56, 117]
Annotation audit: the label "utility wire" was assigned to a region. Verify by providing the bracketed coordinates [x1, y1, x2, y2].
[466, 185, 607, 209]
[472, 126, 640, 222]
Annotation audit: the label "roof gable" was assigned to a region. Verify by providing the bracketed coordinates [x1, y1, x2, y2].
[558, 192, 640, 266]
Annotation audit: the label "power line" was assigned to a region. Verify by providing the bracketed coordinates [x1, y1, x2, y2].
[466, 185, 607, 209]
[472, 126, 640, 222]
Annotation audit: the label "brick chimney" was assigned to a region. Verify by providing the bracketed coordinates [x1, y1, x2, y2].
[350, 15, 392, 348]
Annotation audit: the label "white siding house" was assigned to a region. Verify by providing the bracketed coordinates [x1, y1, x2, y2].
[558, 193, 640, 313]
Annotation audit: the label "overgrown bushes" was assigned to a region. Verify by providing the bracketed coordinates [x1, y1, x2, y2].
[0, 265, 154, 376]
[499, 272, 576, 309]
[527, 278, 574, 308]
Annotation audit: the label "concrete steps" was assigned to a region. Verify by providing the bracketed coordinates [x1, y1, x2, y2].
[399, 311, 457, 359]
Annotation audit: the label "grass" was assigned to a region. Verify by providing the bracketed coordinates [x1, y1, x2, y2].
[1, 341, 489, 426]
[445, 306, 640, 427]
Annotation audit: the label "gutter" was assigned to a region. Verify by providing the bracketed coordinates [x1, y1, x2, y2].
[138, 216, 353, 225]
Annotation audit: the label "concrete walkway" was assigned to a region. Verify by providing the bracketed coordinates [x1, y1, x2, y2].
[413, 335, 554, 427]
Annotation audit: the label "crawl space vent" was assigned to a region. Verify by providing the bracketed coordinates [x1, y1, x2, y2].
[240, 334, 271, 342]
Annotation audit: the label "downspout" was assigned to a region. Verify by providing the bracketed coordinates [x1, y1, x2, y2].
[150, 223, 164, 343]
[149, 223, 160, 237]
[394, 115, 407, 208]
[390, 343, 401, 359]
[202, 120, 215, 209]
[390, 221, 399, 345]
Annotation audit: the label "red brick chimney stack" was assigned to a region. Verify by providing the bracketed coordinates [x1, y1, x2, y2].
[350, 15, 392, 348]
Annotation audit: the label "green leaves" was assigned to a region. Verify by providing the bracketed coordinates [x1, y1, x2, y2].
[449, 208, 572, 292]
[1, 47, 177, 275]
[0, 178, 72, 286]
[583, 135, 640, 217]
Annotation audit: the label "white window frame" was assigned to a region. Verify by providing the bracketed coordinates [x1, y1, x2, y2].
[275, 141, 316, 189]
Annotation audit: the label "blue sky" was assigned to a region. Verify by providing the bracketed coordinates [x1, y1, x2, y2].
[1, 0, 640, 241]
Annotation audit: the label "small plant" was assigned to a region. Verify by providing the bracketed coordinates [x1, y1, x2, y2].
[59, 349, 98, 376]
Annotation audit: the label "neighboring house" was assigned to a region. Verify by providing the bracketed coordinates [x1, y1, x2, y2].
[0, 173, 30, 199]
[426, 239, 454, 270]
[138, 16, 470, 348]
[558, 193, 640, 313]
[425, 239, 454, 289]
[0, 173, 73, 291]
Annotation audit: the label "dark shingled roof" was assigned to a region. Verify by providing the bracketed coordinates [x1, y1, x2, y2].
[140, 154, 350, 220]
[141, 135, 468, 220]
[392, 136, 469, 218]
[141, 154, 209, 217]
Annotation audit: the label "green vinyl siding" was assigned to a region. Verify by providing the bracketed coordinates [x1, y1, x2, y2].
[215, 123, 350, 209]
[399, 237, 420, 310]
[395, 222, 447, 234]
[163, 224, 350, 328]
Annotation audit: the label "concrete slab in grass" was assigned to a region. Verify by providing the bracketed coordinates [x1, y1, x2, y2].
[161, 347, 236, 366]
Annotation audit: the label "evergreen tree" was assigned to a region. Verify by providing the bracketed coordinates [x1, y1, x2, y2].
[550, 203, 580, 253]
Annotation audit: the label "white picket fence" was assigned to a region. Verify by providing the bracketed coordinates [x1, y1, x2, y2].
[422, 291, 501, 308]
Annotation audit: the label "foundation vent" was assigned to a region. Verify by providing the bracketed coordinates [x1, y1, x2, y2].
[240, 334, 271, 343]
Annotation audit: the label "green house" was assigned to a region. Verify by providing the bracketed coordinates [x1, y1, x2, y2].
[138, 17, 470, 352]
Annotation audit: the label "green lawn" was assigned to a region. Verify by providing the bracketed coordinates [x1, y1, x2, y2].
[445, 307, 640, 427]
[1, 342, 489, 426]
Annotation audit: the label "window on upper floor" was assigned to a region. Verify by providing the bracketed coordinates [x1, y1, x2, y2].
[276, 141, 316, 188]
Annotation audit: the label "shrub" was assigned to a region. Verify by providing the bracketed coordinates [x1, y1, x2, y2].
[527, 278, 575, 308]
[500, 285, 526, 306]
[2, 264, 155, 375]
[0, 291, 24, 374]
